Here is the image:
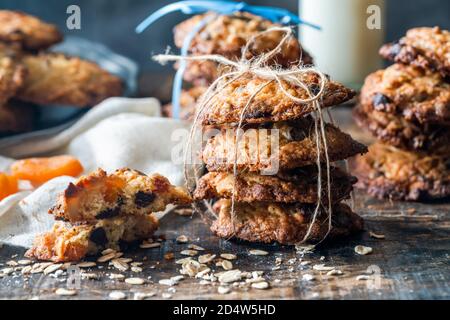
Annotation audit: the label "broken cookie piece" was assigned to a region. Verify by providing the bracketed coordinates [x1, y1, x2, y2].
[26, 215, 159, 262]
[50, 168, 192, 223]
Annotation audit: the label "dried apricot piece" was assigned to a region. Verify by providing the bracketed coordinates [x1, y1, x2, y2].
[0, 173, 18, 200]
[11, 155, 83, 185]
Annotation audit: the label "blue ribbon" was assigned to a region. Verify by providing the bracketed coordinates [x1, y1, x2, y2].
[136, 1, 321, 119]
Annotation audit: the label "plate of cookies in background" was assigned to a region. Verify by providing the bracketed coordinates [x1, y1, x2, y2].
[0, 10, 138, 141]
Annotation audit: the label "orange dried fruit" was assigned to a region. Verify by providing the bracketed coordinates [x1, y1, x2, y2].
[11, 155, 84, 185]
[0, 173, 18, 200]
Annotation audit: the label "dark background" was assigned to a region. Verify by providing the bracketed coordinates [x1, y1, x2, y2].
[1, 0, 449, 90]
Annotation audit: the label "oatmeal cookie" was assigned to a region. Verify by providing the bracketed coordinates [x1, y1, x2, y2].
[353, 103, 450, 155]
[17, 53, 123, 107]
[379, 27, 450, 78]
[174, 12, 313, 84]
[351, 142, 450, 201]
[162, 86, 207, 120]
[0, 10, 63, 50]
[26, 215, 158, 262]
[194, 166, 356, 204]
[0, 100, 35, 134]
[360, 63, 450, 124]
[210, 200, 363, 244]
[203, 118, 367, 172]
[200, 74, 355, 125]
[0, 43, 26, 106]
[50, 168, 192, 223]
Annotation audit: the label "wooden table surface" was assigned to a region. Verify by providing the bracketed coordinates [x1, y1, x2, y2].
[0, 108, 449, 300]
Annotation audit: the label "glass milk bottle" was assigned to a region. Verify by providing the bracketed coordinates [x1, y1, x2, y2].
[299, 0, 385, 90]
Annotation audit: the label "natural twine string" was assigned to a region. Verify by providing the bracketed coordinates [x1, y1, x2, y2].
[154, 26, 333, 244]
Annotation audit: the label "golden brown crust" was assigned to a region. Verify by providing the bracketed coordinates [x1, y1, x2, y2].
[194, 166, 356, 204]
[0, 43, 26, 106]
[162, 86, 207, 120]
[379, 27, 450, 78]
[200, 74, 355, 125]
[0, 10, 63, 50]
[203, 118, 368, 172]
[26, 215, 159, 262]
[353, 103, 450, 155]
[0, 100, 35, 134]
[360, 64, 450, 124]
[351, 142, 450, 201]
[210, 200, 363, 244]
[50, 168, 192, 224]
[17, 53, 123, 107]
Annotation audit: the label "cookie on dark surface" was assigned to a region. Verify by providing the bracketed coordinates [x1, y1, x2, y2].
[26, 214, 159, 262]
[174, 12, 313, 84]
[0, 10, 63, 51]
[0, 100, 35, 135]
[162, 86, 207, 121]
[203, 117, 367, 172]
[199, 74, 355, 125]
[0, 43, 26, 106]
[379, 27, 450, 78]
[194, 166, 356, 204]
[210, 199, 363, 244]
[351, 142, 450, 201]
[353, 103, 450, 155]
[360, 63, 450, 124]
[50, 168, 192, 224]
[17, 53, 123, 107]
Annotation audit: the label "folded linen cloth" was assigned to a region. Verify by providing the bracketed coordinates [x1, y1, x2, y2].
[0, 97, 190, 248]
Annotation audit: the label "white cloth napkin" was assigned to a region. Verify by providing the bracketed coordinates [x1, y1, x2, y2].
[0, 97, 190, 248]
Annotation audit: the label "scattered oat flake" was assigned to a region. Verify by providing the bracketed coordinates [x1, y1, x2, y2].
[188, 244, 205, 251]
[81, 273, 99, 280]
[355, 245, 373, 255]
[131, 266, 143, 273]
[175, 257, 193, 264]
[251, 281, 269, 290]
[220, 253, 237, 260]
[356, 275, 371, 281]
[134, 292, 156, 300]
[44, 264, 62, 275]
[109, 273, 125, 280]
[55, 288, 77, 296]
[181, 250, 198, 256]
[218, 286, 231, 294]
[221, 260, 233, 270]
[101, 248, 115, 255]
[125, 277, 145, 285]
[219, 270, 242, 283]
[97, 252, 116, 263]
[162, 293, 172, 299]
[18, 260, 32, 265]
[198, 254, 216, 264]
[300, 261, 311, 266]
[6, 260, 18, 266]
[159, 279, 176, 286]
[140, 242, 161, 249]
[302, 274, 316, 281]
[313, 264, 335, 271]
[369, 231, 385, 239]
[249, 249, 268, 256]
[327, 269, 343, 276]
[77, 261, 96, 268]
[109, 291, 126, 300]
[111, 259, 129, 271]
[176, 235, 189, 243]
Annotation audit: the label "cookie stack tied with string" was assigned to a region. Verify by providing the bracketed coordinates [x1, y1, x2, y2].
[163, 27, 369, 245]
[163, 11, 314, 121]
[352, 27, 450, 201]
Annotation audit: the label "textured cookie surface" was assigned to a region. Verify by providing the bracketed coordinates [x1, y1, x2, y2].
[0, 10, 62, 50]
[211, 200, 363, 244]
[0, 43, 26, 106]
[379, 27, 450, 77]
[351, 142, 450, 201]
[203, 118, 367, 172]
[26, 215, 158, 262]
[353, 103, 450, 155]
[194, 166, 356, 204]
[199, 74, 355, 125]
[17, 53, 123, 107]
[50, 168, 192, 223]
[360, 63, 450, 124]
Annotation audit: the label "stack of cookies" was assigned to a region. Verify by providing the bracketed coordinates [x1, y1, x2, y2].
[193, 73, 367, 244]
[163, 12, 313, 120]
[0, 11, 123, 136]
[26, 168, 191, 262]
[352, 27, 450, 201]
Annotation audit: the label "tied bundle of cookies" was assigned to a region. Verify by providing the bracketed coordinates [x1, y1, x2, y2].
[163, 12, 313, 120]
[0, 11, 123, 136]
[165, 27, 370, 245]
[352, 27, 450, 201]
[26, 168, 192, 262]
